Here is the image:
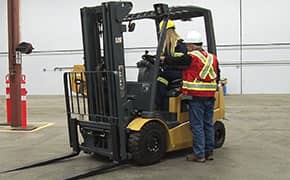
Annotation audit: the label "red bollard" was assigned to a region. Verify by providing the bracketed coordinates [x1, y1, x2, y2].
[5, 75, 11, 125]
[5, 74, 27, 128]
[21, 75, 27, 128]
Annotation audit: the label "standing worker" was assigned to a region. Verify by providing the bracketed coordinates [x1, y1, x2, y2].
[161, 30, 220, 162]
[156, 19, 187, 110]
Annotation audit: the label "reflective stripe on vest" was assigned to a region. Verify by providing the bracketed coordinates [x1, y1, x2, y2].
[157, 76, 169, 86]
[189, 51, 216, 79]
[183, 79, 217, 91]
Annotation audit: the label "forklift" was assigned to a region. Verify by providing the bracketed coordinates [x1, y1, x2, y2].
[64, 1, 226, 166]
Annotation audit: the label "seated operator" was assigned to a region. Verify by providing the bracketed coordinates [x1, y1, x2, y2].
[156, 19, 188, 111]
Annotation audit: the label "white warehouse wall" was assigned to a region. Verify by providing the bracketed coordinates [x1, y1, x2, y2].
[0, 0, 290, 95]
[241, 0, 290, 93]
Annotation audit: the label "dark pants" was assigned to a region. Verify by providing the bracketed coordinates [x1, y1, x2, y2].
[188, 97, 215, 158]
[156, 69, 182, 111]
[156, 82, 169, 111]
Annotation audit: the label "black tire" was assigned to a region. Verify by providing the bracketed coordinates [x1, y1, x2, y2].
[128, 122, 166, 165]
[214, 121, 225, 148]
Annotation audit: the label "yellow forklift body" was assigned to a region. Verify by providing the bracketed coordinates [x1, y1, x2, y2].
[127, 86, 225, 152]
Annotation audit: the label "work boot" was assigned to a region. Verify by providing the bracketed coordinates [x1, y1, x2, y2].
[205, 152, 214, 160]
[186, 154, 205, 163]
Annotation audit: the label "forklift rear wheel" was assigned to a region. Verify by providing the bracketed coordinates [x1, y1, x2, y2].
[128, 122, 166, 165]
[214, 121, 225, 148]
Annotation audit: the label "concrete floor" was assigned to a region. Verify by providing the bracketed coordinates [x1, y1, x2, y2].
[0, 94, 290, 180]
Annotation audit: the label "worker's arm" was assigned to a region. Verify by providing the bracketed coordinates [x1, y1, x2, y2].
[175, 39, 187, 55]
[163, 54, 191, 67]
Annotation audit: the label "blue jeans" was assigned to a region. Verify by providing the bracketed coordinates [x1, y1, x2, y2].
[188, 98, 215, 158]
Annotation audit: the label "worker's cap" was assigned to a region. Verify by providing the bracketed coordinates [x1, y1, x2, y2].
[183, 31, 203, 44]
[159, 20, 175, 30]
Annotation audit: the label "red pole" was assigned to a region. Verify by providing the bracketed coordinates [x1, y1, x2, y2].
[7, 0, 22, 127]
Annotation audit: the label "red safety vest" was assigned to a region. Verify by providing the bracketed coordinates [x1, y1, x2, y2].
[182, 50, 218, 97]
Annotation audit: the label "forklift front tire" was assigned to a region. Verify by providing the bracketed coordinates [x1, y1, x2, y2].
[128, 122, 166, 165]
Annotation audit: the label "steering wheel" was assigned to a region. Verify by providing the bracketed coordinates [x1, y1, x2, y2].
[141, 50, 155, 64]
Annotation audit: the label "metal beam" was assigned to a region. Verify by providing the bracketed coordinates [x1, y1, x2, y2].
[7, 0, 22, 127]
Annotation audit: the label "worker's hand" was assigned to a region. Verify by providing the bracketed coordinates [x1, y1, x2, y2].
[160, 56, 165, 61]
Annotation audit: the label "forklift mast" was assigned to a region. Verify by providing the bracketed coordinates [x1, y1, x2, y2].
[79, 1, 133, 161]
[81, 2, 131, 118]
